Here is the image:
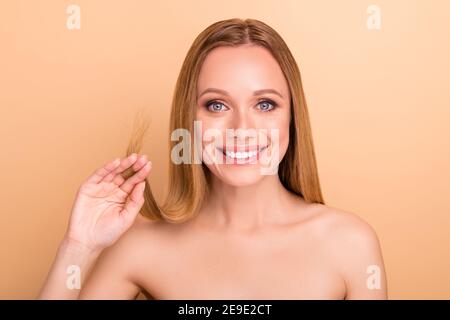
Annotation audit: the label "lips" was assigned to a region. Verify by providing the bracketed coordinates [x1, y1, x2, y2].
[218, 145, 267, 153]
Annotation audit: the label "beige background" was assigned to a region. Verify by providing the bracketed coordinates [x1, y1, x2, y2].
[1, 0, 449, 299]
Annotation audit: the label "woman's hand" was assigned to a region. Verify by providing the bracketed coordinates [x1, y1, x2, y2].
[38, 153, 151, 299]
[65, 153, 152, 253]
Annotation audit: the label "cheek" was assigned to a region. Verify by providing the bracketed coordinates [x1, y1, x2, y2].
[260, 112, 290, 143]
[198, 117, 227, 149]
[280, 113, 291, 146]
[279, 125, 290, 157]
[263, 112, 290, 159]
[281, 115, 291, 156]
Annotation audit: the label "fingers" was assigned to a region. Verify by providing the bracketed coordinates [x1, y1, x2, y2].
[112, 154, 148, 186]
[85, 158, 121, 184]
[102, 153, 139, 183]
[85, 153, 150, 190]
[120, 181, 146, 227]
[132, 154, 148, 172]
[119, 160, 152, 194]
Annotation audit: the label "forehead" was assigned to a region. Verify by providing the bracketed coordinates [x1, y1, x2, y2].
[197, 45, 289, 98]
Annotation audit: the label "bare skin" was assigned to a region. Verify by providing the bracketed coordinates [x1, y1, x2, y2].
[38, 44, 387, 300]
[38, 153, 387, 300]
[38, 153, 151, 299]
[80, 195, 387, 299]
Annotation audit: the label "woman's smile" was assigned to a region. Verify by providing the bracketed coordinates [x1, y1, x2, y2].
[216, 145, 269, 164]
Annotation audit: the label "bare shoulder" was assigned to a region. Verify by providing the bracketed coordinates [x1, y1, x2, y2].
[297, 202, 385, 276]
[304, 203, 382, 250]
[301, 203, 387, 298]
[88, 215, 173, 282]
[104, 215, 173, 259]
[79, 215, 172, 299]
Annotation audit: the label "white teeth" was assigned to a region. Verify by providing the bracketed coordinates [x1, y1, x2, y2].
[225, 150, 258, 159]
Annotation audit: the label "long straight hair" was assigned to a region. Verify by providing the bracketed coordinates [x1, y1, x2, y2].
[125, 18, 324, 223]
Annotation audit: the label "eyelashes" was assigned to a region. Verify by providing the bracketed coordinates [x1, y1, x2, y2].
[204, 99, 279, 112]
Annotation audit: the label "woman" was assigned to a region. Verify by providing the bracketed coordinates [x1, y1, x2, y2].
[38, 18, 387, 299]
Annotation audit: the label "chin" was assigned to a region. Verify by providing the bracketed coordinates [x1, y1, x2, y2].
[210, 165, 269, 187]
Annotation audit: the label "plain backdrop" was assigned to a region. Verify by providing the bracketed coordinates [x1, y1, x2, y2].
[1, 0, 449, 299]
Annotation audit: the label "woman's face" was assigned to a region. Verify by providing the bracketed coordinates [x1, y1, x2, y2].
[196, 44, 291, 187]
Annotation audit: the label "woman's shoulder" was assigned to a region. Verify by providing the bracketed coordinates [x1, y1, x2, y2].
[303, 203, 387, 298]
[96, 216, 173, 266]
[111, 215, 176, 250]
[303, 203, 382, 253]
[78, 216, 174, 299]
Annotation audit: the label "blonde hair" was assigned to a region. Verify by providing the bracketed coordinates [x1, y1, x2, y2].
[125, 18, 324, 223]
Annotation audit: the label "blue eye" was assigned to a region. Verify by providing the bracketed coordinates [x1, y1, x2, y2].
[257, 99, 278, 112]
[205, 100, 228, 112]
[204, 99, 278, 112]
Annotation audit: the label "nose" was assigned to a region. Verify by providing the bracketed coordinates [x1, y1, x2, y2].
[231, 107, 254, 131]
[229, 108, 257, 143]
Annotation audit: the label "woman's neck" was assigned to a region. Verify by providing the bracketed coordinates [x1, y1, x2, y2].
[197, 173, 302, 232]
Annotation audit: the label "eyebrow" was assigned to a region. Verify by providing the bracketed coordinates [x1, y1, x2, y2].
[198, 87, 284, 99]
